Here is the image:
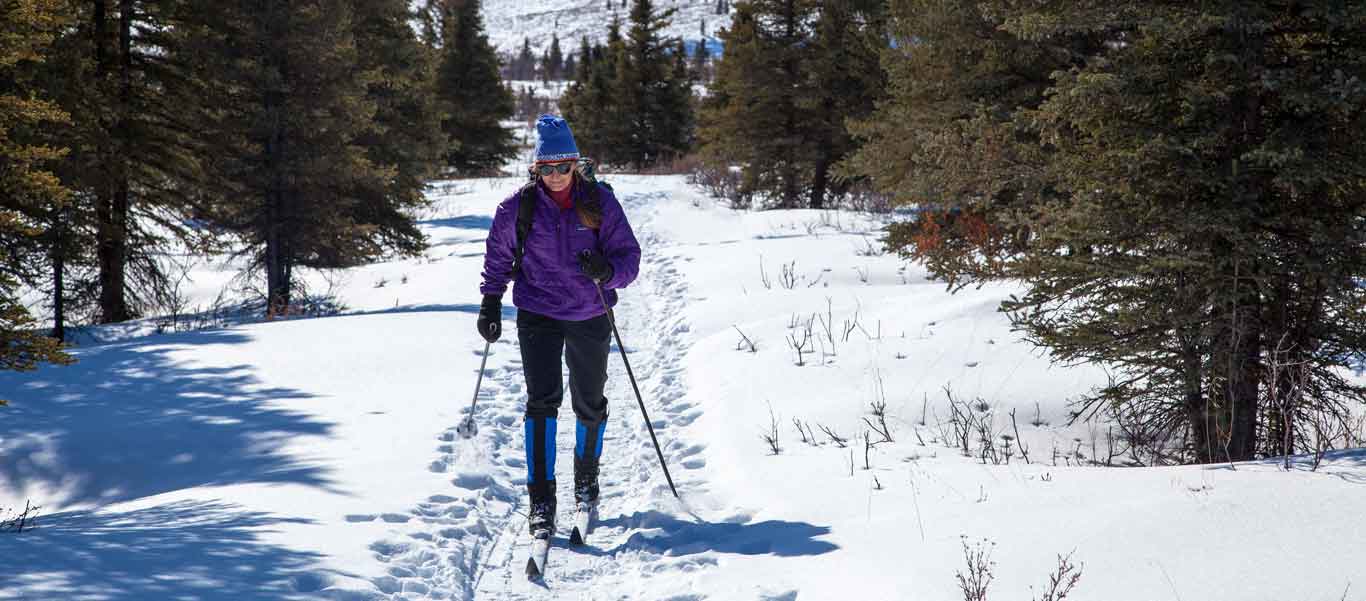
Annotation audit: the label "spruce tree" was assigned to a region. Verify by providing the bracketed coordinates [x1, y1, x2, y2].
[547, 32, 564, 80]
[32, 1, 217, 325]
[562, 26, 629, 164]
[432, 0, 517, 175]
[699, 0, 816, 207]
[1002, 2, 1366, 463]
[659, 38, 695, 157]
[689, 39, 709, 83]
[614, 0, 693, 168]
[802, 0, 883, 208]
[560, 37, 606, 155]
[843, 0, 1093, 281]
[850, 1, 1366, 463]
[179, 0, 422, 314]
[0, 0, 75, 379]
[562, 51, 577, 81]
[516, 37, 535, 80]
[353, 0, 445, 240]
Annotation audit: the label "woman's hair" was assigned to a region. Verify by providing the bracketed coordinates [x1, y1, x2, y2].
[572, 171, 603, 229]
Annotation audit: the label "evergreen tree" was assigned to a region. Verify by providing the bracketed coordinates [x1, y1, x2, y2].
[1004, 2, 1366, 463]
[699, 0, 818, 207]
[516, 37, 535, 80]
[33, 1, 217, 325]
[353, 0, 445, 239]
[613, 0, 693, 168]
[849, 1, 1366, 463]
[562, 27, 627, 163]
[178, 0, 421, 314]
[801, 0, 883, 208]
[844, 0, 1092, 279]
[0, 0, 75, 379]
[659, 38, 695, 157]
[562, 51, 576, 80]
[431, 0, 517, 175]
[689, 39, 709, 83]
[547, 32, 564, 80]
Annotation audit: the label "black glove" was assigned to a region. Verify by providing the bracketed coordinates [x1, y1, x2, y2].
[477, 294, 501, 343]
[577, 250, 614, 283]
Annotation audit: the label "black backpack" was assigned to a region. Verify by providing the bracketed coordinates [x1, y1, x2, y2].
[510, 159, 613, 277]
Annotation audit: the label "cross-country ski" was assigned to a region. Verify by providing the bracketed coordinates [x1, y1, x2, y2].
[568, 502, 595, 546]
[525, 530, 551, 581]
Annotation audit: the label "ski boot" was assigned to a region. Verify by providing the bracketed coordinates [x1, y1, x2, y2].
[569, 457, 599, 545]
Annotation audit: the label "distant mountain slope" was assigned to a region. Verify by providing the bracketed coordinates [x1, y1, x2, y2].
[482, 0, 728, 56]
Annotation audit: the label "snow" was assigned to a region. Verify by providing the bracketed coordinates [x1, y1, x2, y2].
[3, 173, 1365, 600]
[481, 0, 728, 57]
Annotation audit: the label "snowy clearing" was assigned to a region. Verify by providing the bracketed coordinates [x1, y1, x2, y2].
[2, 175, 1364, 600]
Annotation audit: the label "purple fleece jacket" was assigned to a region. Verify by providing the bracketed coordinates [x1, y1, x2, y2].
[480, 182, 641, 321]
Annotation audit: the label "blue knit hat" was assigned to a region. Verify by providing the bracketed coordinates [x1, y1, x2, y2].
[534, 114, 580, 162]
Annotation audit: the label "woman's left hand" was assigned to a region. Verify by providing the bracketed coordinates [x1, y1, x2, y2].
[577, 250, 614, 283]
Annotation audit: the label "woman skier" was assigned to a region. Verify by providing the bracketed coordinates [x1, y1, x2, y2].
[476, 114, 641, 544]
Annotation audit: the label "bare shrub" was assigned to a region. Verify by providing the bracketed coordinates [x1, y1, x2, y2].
[831, 179, 894, 213]
[956, 537, 995, 601]
[818, 423, 848, 448]
[762, 402, 781, 455]
[1010, 408, 1031, 464]
[793, 418, 818, 447]
[689, 161, 749, 209]
[1032, 552, 1084, 601]
[779, 260, 798, 289]
[865, 379, 894, 444]
[1, 500, 40, 534]
[733, 325, 758, 353]
[788, 316, 814, 366]
[638, 153, 703, 176]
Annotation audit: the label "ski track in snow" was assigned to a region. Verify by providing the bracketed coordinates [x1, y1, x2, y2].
[361, 189, 712, 600]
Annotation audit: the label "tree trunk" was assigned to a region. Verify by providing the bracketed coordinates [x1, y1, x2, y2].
[264, 0, 290, 316]
[1229, 298, 1261, 461]
[93, 0, 130, 323]
[112, 0, 133, 317]
[51, 207, 66, 342]
[1202, 261, 1261, 463]
[810, 156, 829, 210]
[1217, 13, 1265, 464]
[1181, 336, 1205, 462]
[1263, 276, 1295, 458]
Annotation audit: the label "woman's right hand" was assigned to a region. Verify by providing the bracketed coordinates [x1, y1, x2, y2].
[477, 295, 501, 343]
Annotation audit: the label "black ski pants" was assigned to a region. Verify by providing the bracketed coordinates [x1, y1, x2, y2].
[518, 309, 610, 487]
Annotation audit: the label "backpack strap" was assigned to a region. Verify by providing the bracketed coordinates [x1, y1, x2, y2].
[511, 182, 537, 278]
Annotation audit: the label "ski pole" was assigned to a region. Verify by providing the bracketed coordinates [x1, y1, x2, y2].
[593, 283, 679, 499]
[457, 341, 491, 439]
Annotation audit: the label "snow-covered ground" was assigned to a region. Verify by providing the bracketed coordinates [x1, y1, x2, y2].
[482, 0, 727, 57]
[3, 174, 1365, 600]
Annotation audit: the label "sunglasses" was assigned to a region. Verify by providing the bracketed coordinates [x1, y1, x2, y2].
[535, 162, 575, 176]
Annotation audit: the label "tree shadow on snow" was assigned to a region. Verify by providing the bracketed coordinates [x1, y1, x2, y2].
[0, 329, 340, 509]
[418, 215, 495, 232]
[1206, 448, 1366, 484]
[0, 499, 346, 599]
[586, 511, 838, 558]
[1282, 448, 1366, 484]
